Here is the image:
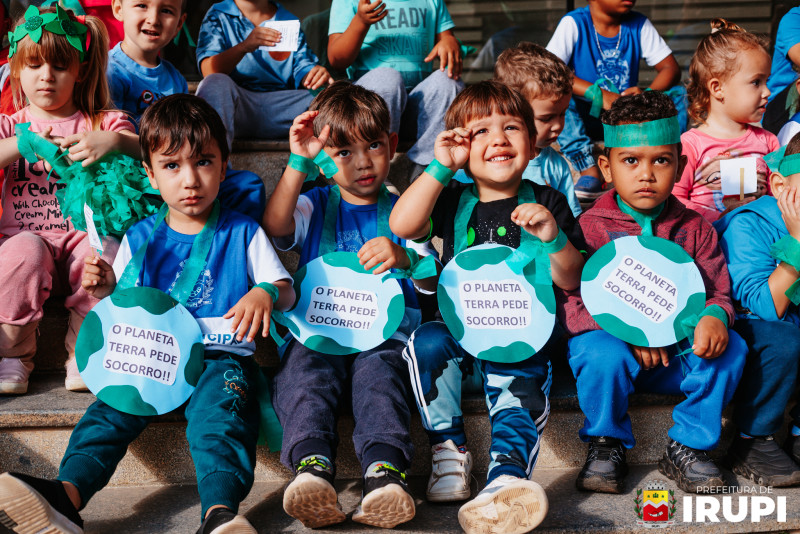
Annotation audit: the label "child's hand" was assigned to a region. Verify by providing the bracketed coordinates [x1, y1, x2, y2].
[289, 110, 330, 159]
[779, 186, 800, 241]
[602, 89, 620, 110]
[433, 128, 470, 171]
[631, 345, 670, 370]
[511, 203, 559, 242]
[241, 26, 282, 53]
[356, 0, 387, 26]
[424, 32, 462, 79]
[82, 255, 115, 299]
[621, 87, 643, 96]
[223, 287, 274, 343]
[60, 131, 120, 167]
[357, 236, 411, 275]
[302, 65, 334, 90]
[692, 315, 728, 359]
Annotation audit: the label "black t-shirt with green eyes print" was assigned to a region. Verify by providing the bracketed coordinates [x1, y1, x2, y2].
[430, 182, 587, 266]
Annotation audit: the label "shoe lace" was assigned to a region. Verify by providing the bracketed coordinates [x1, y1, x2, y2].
[588, 439, 624, 464]
[368, 462, 407, 483]
[673, 443, 711, 467]
[297, 455, 332, 474]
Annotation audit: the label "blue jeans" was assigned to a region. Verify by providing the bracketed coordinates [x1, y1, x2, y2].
[568, 329, 746, 451]
[272, 338, 413, 474]
[732, 317, 800, 436]
[403, 321, 555, 482]
[58, 353, 260, 519]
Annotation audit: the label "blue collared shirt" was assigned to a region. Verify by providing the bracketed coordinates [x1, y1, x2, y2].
[197, 0, 318, 92]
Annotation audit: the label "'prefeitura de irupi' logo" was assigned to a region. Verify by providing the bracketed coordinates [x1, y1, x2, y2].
[634, 480, 676, 528]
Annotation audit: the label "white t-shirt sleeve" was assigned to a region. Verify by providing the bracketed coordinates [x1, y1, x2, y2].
[779, 121, 800, 146]
[112, 235, 133, 281]
[546, 16, 579, 63]
[247, 227, 292, 285]
[272, 195, 314, 251]
[640, 18, 672, 66]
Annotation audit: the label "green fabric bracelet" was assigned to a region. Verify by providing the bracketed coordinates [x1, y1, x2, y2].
[255, 282, 280, 304]
[541, 229, 568, 254]
[412, 218, 434, 244]
[314, 150, 339, 177]
[585, 78, 619, 118]
[382, 248, 438, 282]
[699, 304, 729, 329]
[287, 153, 318, 176]
[770, 235, 800, 272]
[425, 159, 455, 186]
[786, 278, 800, 305]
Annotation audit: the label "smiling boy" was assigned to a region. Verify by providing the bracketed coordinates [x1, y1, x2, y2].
[561, 91, 747, 494]
[390, 80, 585, 534]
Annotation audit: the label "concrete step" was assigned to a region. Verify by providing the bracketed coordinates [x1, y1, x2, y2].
[65, 466, 800, 533]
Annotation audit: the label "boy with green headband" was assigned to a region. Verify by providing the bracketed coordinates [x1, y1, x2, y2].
[391, 80, 586, 534]
[714, 132, 800, 487]
[264, 81, 438, 529]
[562, 91, 747, 494]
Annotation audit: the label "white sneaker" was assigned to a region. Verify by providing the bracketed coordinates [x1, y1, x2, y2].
[458, 475, 548, 534]
[64, 358, 88, 392]
[427, 440, 472, 502]
[0, 355, 34, 395]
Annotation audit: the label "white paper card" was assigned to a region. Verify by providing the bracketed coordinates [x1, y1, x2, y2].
[720, 156, 758, 196]
[258, 20, 300, 52]
[84, 203, 103, 254]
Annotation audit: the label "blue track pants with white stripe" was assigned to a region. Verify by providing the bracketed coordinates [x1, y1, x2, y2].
[403, 321, 555, 483]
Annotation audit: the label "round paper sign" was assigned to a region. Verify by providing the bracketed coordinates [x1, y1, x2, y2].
[76, 287, 205, 416]
[278, 251, 406, 355]
[581, 235, 706, 347]
[437, 244, 556, 363]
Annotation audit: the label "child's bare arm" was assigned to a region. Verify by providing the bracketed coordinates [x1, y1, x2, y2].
[200, 27, 282, 76]
[0, 136, 22, 170]
[328, 0, 387, 69]
[82, 256, 117, 299]
[647, 54, 681, 92]
[390, 128, 471, 240]
[263, 111, 331, 235]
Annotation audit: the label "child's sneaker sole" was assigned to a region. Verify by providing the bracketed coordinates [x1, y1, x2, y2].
[728, 458, 800, 488]
[205, 514, 257, 534]
[282, 472, 345, 528]
[0, 473, 83, 533]
[352, 483, 415, 528]
[0, 382, 28, 395]
[658, 455, 723, 493]
[458, 479, 548, 534]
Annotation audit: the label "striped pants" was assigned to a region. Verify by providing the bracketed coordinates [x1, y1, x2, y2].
[403, 321, 553, 483]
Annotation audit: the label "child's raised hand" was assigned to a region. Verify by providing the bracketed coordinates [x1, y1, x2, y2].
[357, 236, 411, 275]
[302, 65, 334, 90]
[82, 255, 116, 299]
[224, 286, 274, 343]
[289, 110, 330, 159]
[241, 26, 282, 53]
[511, 203, 559, 242]
[424, 32, 462, 79]
[621, 87, 643, 97]
[778, 185, 800, 240]
[356, 0, 387, 26]
[60, 131, 120, 167]
[433, 128, 470, 171]
[602, 89, 620, 110]
[692, 315, 728, 359]
[631, 345, 670, 370]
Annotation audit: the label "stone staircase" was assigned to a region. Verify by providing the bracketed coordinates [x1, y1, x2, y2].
[2, 141, 800, 533]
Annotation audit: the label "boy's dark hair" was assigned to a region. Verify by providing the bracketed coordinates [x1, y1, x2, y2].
[600, 91, 680, 156]
[786, 133, 800, 157]
[494, 42, 573, 101]
[445, 80, 536, 138]
[139, 94, 229, 166]
[310, 81, 391, 147]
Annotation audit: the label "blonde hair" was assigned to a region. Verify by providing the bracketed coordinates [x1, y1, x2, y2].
[9, 8, 113, 129]
[686, 18, 768, 124]
[494, 42, 573, 101]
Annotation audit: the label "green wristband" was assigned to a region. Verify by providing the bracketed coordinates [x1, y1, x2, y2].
[770, 235, 800, 271]
[313, 150, 339, 177]
[425, 160, 455, 186]
[255, 282, 280, 304]
[287, 153, 317, 175]
[541, 229, 568, 254]
[700, 304, 729, 329]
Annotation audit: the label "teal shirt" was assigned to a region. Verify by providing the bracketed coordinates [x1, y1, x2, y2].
[328, 0, 455, 89]
[453, 147, 582, 217]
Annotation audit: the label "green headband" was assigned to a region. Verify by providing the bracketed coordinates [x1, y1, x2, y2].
[764, 146, 800, 177]
[602, 116, 681, 148]
[8, 5, 89, 62]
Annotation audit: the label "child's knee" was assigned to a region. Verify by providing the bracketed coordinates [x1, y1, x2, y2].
[196, 73, 237, 100]
[407, 322, 462, 373]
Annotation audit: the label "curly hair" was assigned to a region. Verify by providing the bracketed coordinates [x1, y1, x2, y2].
[686, 18, 768, 124]
[494, 42, 573, 101]
[601, 91, 679, 155]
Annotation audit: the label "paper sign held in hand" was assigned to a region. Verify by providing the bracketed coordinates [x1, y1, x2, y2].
[720, 157, 757, 198]
[259, 20, 300, 52]
[84, 203, 103, 254]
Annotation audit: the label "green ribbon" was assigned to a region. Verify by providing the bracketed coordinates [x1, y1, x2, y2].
[314, 150, 339, 177]
[9, 5, 88, 61]
[172, 24, 196, 48]
[603, 116, 682, 148]
[678, 304, 729, 346]
[770, 234, 800, 304]
[254, 282, 279, 304]
[584, 78, 619, 118]
[425, 159, 455, 186]
[454, 181, 552, 285]
[286, 152, 322, 182]
[764, 145, 800, 178]
[616, 195, 664, 236]
[254, 366, 283, 451]
[381, 247, 438, 282]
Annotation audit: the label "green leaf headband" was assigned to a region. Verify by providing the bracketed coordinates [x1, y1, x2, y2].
[764, 146, 800, 177]
[8, 5, 89, 62]
[602, 116, 681, 148]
